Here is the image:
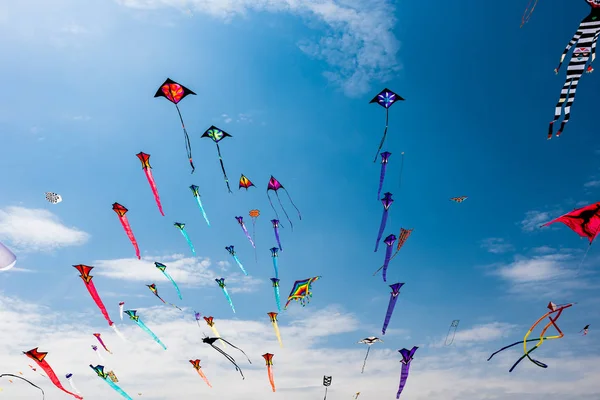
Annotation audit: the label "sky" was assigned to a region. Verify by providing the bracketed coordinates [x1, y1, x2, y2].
[1, 0, 600, 399]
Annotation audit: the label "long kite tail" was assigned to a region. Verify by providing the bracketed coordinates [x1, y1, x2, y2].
[195, 196, 211, 226]
[86, 282, 114, 326]
[283, 188, 301, 220]
[361, 346, 371, 374]
[274, 227, 282, 250]
[373, 107, 389, 163]
[377, 163, 387, 200]
[211, 344, 245, 379]
[163, 271, 183, 300]
[272, 322, 284, 347]
[274, 286, 281, 312]
[222, 288, 236, 313]
[215, 143, 232, 193]
[217, 338, 252, 364]
[196, 369, 212, 388]
[144, 171, 165, 216]
[180, 230, 196, 254]
[272, 258, 279, 279]
[275, 191, 294, 231]
[233, 255, 248, 276]
[487, 338, 546, 361]
[509, 346, 545, 373]
[396, 362, 411, 399]
[136, 320, 167, 350]
[324, 387, 328, 400]
[0, 374, 45, 399]
[106, 377, 133, 400]
[175, 104, 195, 173]
[119, 216, 140, 259]
[382, 244, 393, 282]
[374, 210, 388, 252]
[210, 326, 226, 347]
[382, 296, 399, 335]
[267, 365, 276, 392]
[241, 225, 256, 248]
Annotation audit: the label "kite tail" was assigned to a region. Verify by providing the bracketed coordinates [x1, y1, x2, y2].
[105, 377, 133, 400]
[273, 285, 281, 312]
[175, 104, 195, 174]
[324, 387, 328, 400]
[267, 365, 276, 392]
[144, 170, 165, 216]
[382, 244, 393, 282]
[94, 348, 105, 362]
[210, 326, 226, 347]
[272, 258, 279, 279]
[520, 0, 539, 28]
[274, 227, 282, 251]
[163, 271, 182, 300]
[136, 320, 167, 350]
[35, 362, 83, 400]
[241, 225, 256, 248]
[275, 191, 294, 231]
[196, 369, 212, 388]
[86, 282, 114, 326]
[119, 216, 140, 259]
[66, 375, 81, 395]
[215, 143, 232, 193]
[382, 296, 398, 335]
[233, 255, 248, 276]
[222, 288, 236, 313]
[272, 322, 283, 347]
[180, 229, 196, 254]
[373, 108, 389, 163]
[377, 163, 387, 200]
[218, 338, 252, 365]
[195, 196, 210, 226]
[267, 192, 282, 227]
[0, 374, 45, 399]
[374, 210, 388, 252]
[361, 346, 371, 374]
[487, 338, 545, 361]
[212, 345, 245, 379]
[283, 188, 301, 221]
[396, 362, 411, 399]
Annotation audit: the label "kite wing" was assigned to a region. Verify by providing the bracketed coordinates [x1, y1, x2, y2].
[542, 202, 600, 243]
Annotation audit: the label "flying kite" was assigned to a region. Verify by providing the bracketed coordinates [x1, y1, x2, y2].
[267, 312, 283, 347]
[194, 311, 202, 328]
[203, 317, 224, 347]
[450, 196, 467, 203]
[174, 222, 195, 255]
[235, 216, 255, 248]
[119, 302, 124, 321]
[135, 152, 164, 216]
[381, 234, 397, 282]
[201, 125, 232, 193]
[355, 392, 361, 399]
[146, 283, 182, 310]
[382, 283, 404, 335]
[270, 247, 279, 278]
[215, 278, 236, 313]
[90, 365, 132, 400]
[93, 333, 112, 353]
[271, 219, 283, 250]
[0, 241, 16, 271]
[189, 359, 212, 388]
[112, 203, 140, 259]
[123, 310, 167, 350]
[239, 174, 255, 190]
[549, 2, 600, 139]
[374, 192, 394, 252]
[520, 0, 539, 27]
[154, 262, 182, 300]
[154, 78, 196, 173]
[189, 185, 210, 226]
[271, 278, 281, 312]
[65, 374, 81, 396]
[45, 192, 62, 204]
[581, 324, 590, 335]
[396, 347, 418, 399]
[201, 336, 252, 379]
[323, 376, 332, 400]
[24, 348, 83, 399]
[249, 209, 260, 260]
[445, 320, 460, 346]
[267, 176, 302, 230]
[284, 276, 321, 309]
[374, 228, 413, 276]
[370, 88, 404, 162]
[225, 245, 248, 276]
[107, 371, 119, 383]
[262, 353, 276, 392]
[0, 374, 45, 399]
[92, 345, 104, 363]
[358, 337, 383, 373]
[377, 151, 391, 200]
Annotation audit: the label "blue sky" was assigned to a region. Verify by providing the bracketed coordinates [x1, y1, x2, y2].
[1, 0, 600, 399]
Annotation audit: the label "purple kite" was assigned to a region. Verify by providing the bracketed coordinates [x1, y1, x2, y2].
[370, 88, 404, 162]
[382, 283, 404, 335]
[235, 216, 255, 248]
[267, 176, 301, 231]
[396, 347, 418, 399]
[271, 219, 282, 250]
[377, 151, 391, 200]
[374, 192, 394, 252]
[382, 234, 397, 282]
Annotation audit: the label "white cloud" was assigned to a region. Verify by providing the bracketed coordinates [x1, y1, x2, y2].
[520, 210, 554, 232]
[480, 238, 514, 254]
[221, 113, 233, 124]
[115, 0, 400, 96]
[431, 322, 517, 348]
[0, 206, 89, 252]
[584, 180, 600, 188]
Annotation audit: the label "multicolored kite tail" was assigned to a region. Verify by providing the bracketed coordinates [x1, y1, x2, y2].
[201, 336, 252, 379]
[267, 176, 302, 231]
[377, 151, 391, 200]
[124, 310, 167, 350]
[271, 278, 282, 312]
[396, 347, 418, 399]
[271, 219, 283, 250]
[24, 348, 83, 400]
[201, 125, 232, 193]
[225, 245, 248, 276]
[0, 373, 45, 399]
[146, 283, 182, 310]
[174, 222, 195, 255]
[189, 185, 210, 226]
[93, 333, 112, 353]
[215, 278, 236, 313]
[381, 234, 397, 282]
[136, 152, 164, 216]
[374, 192, 394, 252]
[262, 353, 276, 392]
[154, 262, 182, 300]
[235, 216, 255, 248]
[382, 283, 404, 335]
[189, 359, 212, 388]
[112, 203, 140, 259]
[90, 364, 133, 400]
[370, 88, 404, 162]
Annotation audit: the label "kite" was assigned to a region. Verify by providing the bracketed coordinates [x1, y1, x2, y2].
[520, 0, 539, 27]
[93, 333, 112, 353]
[396, 347, 418, 399]
[581, 324, 590, 335]
[107, 371, 119, 383]
[267, 312, 283, 347]
[271, 278, 281, 312]
[382, 283, 404, 335]
[374, 192, 394, 252]
[154, 78, 196, 173]
[450, 196, 467, 203]
[322, 376, 332, 400]
[270, 247, 280, 278]
[189, 359, 212, 388]
[370, 88, 404, 162]
[189, 185, 210, 226]
[267, 176, 302, 230]
[136, 152, 164, 216]
[203, 317, 225, 347]
[90, 365, 132, 400]
[239, 174, 254, 190]
[271, 219, 283, 251]
[112, 203, 141, 259]
[24, 348, 83, 400]
[284, 276, 321, 309]
[146, 283, 182, 310]
[174, 222, 195, 255]
[119, 302, 124, 321]
[0, 240, 16, 271]
[355, 392, 361, 399]
[215, 278, 236, 313]
[488, 302, 574, 372]
[225, 245, 248, 276]
[201, 125, 232, 193]
[123, 310, 167, 350]
[445, 320, 460, 346]
[377, 151, 391, 200]
[358, 337, 383, 373]
[154, 262, 182, 300]
[549, 2, 600, 139]
[0, 374, 45, 399]
[194, 311, 202, 328]
[65, 374, 81, 396]
[45, 192, 62, 204]
[381, 234, 397, 282]
[262, 353, 276, 392]
[201, 335, 252, 379]
[92, 345, 105, 362]
[374, 228, 413, 276]
[235, 216, 255, 248]
[249, 209, 260, 261]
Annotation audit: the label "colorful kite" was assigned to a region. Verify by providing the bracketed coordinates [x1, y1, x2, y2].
[24, 348, 83, 400]
[119, 302, 124, 321]
[445, 320, 460, 346]
[323, 376, 332, 400]
[249, 209, 260, 261]
[123, 310, 167, 350]
[154, 262, 182, 300]
[381, 234, 397, 282]
[146, 283, 182, 310]
[520, 0, 539, 27]
[201, 125, 232, 192]
[374, 192, 394, 252]
[377, 151, 391, 200]
[92, 345, 104, 363]
[0, 374, 45, 399]
[174, 222, 195, 255]
[270, 247, 279, 278]
[370, 88, 404, 162]
[189, 359, 212, 388]
[135, 152, 164, 216]
[203, 317, 225, 347]
[154, 78, 196, 173]
[0, 241, 16, 271]
[271, 278, 281, 312]
[239, 174, 254, 190]
[549, 3, 600, 139]
[112, 203, 141, 259]
[225, 245, 248, 276]
[450, 196, 467, 203]
[581, 324, 590, 335]
[262, 353, 276, 392]
[358, 337, 383, 373]
[271, 219, 283, 250]
[189, 185, 210, 226]
[382, 283, 404, 335]
[215, 278, 235, 313]
[65, 373, 81, 396]
[235, 216, 255, 248]
[107, 371, 118, 383]
[355, 392, 361, 399]
[396, 347, 418, 399]
[374, 228, 413, 276]
[73, 265, 120, 334]
[201, 336, 252, 379]
[284, 276, 321, 309]
[194, 311, 202, 328]
[267, 176, 302, 230]
[93, 333, 112, 353]
[267, 312, 283, 347]
[90, 365, 132, 400]
[45, 192, 62, 204]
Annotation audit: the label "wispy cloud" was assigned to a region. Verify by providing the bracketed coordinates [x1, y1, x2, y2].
[115, 0, 400, 96]
[0, 206, 89, 252]
[520, 210, 555, 232]
[221, 113, 233, 124]
[480, 238, 514, 254]
[430, 322, 517, 348]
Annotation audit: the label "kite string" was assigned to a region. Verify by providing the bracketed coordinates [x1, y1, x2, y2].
[215, 143, 232, 193]
[373, 108, 389, 163]
[174, 104, 195, 173]
[520, 0, 539, 28]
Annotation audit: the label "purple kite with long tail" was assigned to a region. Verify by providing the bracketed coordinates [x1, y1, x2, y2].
[382, 283, 404, 335]
[396, 347, 417, 399]
[374, 192, 394, 252]
[267, 176, 301, 231]
[377, 151, 391, 200]
[271, 278, 281, 312]
[382, 234, 396, 282]
[271, 219, 282, 250]
[235, 216, 255, 248]
[270, 247, 279, 278]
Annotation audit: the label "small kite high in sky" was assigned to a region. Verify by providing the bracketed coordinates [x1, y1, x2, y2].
[262, 353, 276, 392]
[189, 185, 210, 226]
[284, 276, 321, 309]
[239, 174, 255, 190]
[216, 278, 236, 313]
[370, 88, 404, 162]
[225, 245, 248, 276]
[249, 209, 260, 261]
[135, 152, 164, 216]
[581, 324, 590, 335]
[271, 219, 283, 251]
[146, 283, 182, 310]
[24, 348, 83, 399]
[271, 278, 281, 312]
[375, 228, 414, 276]
[382, 283, 404, 335]
[267, 312, 283, 347]
[73, 265, 120, 335]
[174, 222, 195, 255]
[45, 192, 62, 204]
[154, 262, 182, 300]
[154, 78, 196, 173]
[377, 151, 391, 200]
[235, 216, 255, 248]
[374, 192, 394, 252]
[124, 310, 167, 350]
[119, 302, 124, 321]
[358, 337, 383, 373]
[201, 336, 252, 379]
[93, 333, 112, 353]
[267, 176, 302, 231]
[322, 376, 332, 400]
[112, 203, 140, 259]
[450, 196, 467, 203]
[445, 320, 460, 346]
[90, 365, 132, 400]
[201, 125, 232, 193]
[396, 347, 418, 399]
[189, 359, 212, 388]
[381, 234, 397, 282]
[65, 373, 81, 396]
[0, 241, 16, 271]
